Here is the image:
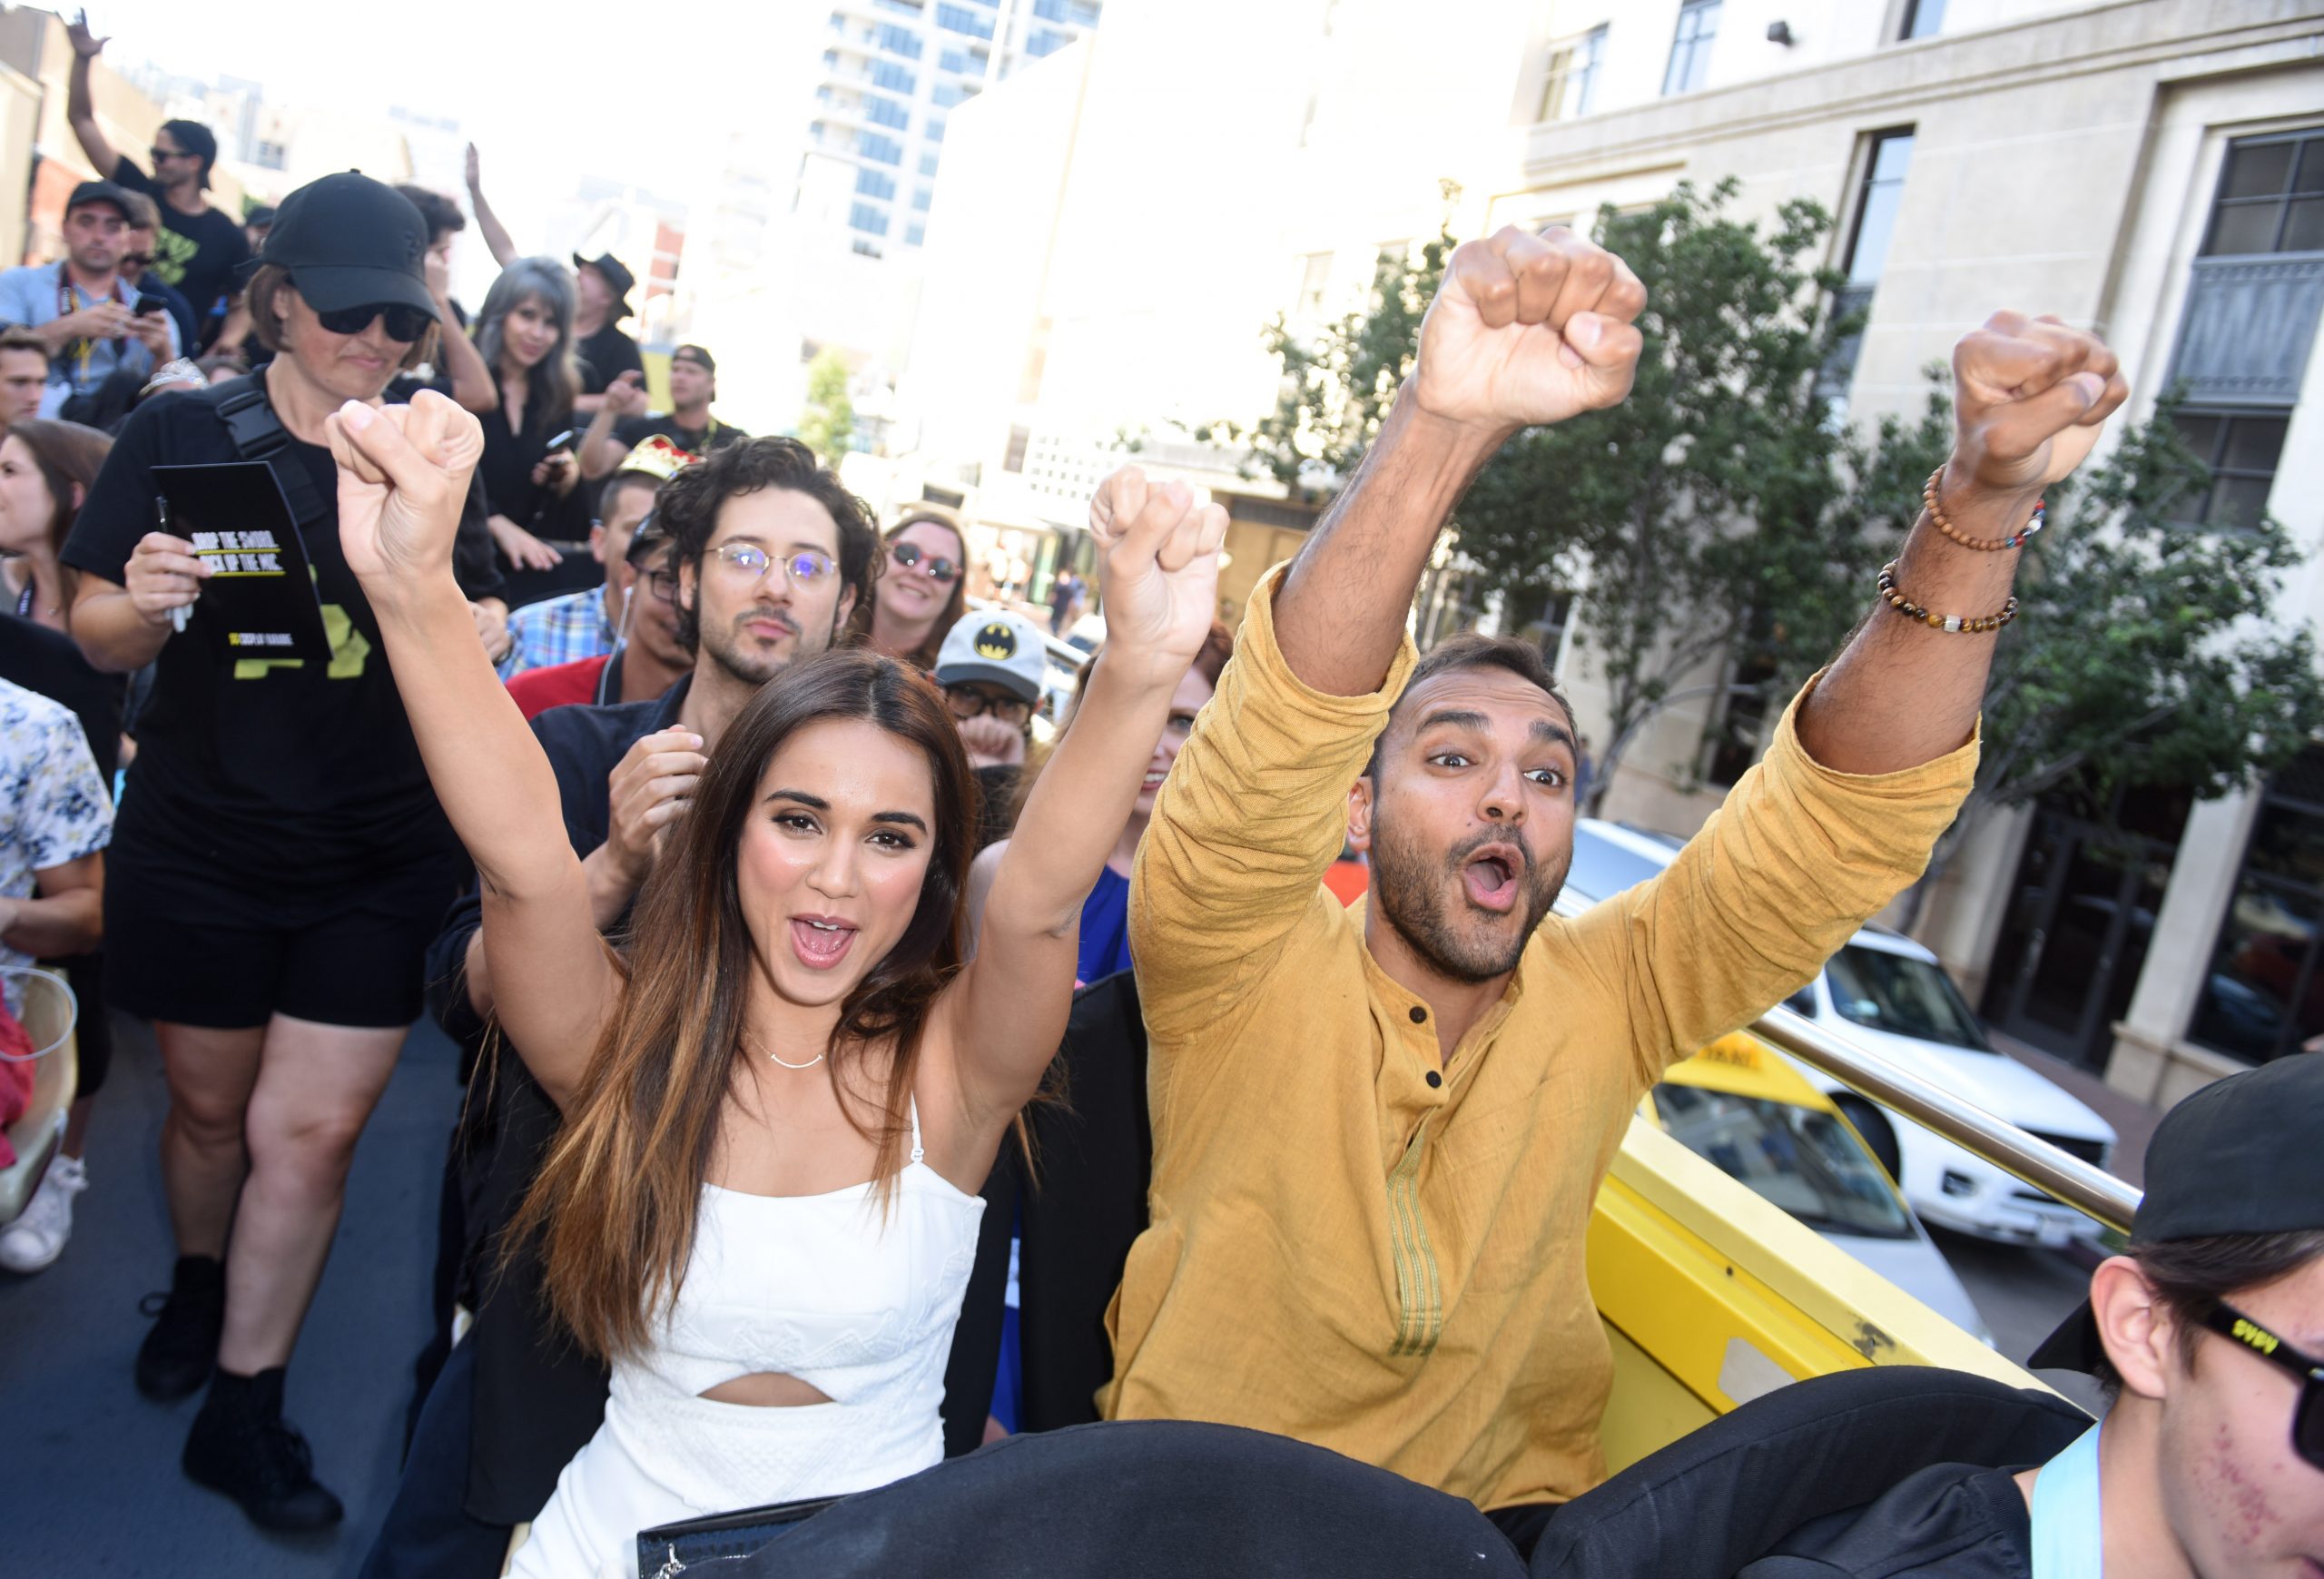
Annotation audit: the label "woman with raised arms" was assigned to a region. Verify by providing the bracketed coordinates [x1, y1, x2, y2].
[323, 390, 1226, 1575]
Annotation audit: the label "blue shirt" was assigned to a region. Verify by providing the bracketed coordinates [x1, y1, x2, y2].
[0, 262, 180, 410]
[1076, 864, 1132, 986]
[502, 587, 617, 678]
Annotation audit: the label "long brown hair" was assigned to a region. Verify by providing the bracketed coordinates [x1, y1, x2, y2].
[507, 647, 979, 1360]
[5, 419, 113, 608]
[849, 511, 967, 671]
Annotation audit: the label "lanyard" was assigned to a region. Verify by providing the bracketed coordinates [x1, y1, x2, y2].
[56, 264, 129, 385]
[2030, 1425, 2104, 1579]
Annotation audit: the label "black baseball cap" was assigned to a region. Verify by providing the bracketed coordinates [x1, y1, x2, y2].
[248, 173, 436, 320]
[64, 180, 135, 222]
[245, 204, 277, 228]
[624, 508, 671, 567]
[2030, 1054, 2324, 1371]
[574, 253, 636, 316]
[671, 343, 715, 375]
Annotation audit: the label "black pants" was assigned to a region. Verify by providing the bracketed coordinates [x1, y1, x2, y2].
[731, 1419, 1544, 1578]
[357, 1338, 512, 1579]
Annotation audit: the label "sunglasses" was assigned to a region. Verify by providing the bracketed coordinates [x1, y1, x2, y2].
[312, 301, 436, 342]
[943, 683, 1033, 725]
[2202, 1300, 2324, 1470]
[149, 145, 198, 164]
[890, 540, 960, 582]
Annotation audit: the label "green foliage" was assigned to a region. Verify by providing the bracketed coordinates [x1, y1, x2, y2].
[1453, 180, 1881, 755]
[798, 348, 855, 468]
[1873, 385, 2324, 824]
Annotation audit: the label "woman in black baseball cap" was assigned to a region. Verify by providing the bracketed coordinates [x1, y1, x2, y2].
[57, 171, 508, 1534]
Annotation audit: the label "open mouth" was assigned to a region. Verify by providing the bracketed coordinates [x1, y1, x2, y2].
[1141, 770, 1167, 792]
[789, 916, 858, 970]
[1460, 846, 1522, 913]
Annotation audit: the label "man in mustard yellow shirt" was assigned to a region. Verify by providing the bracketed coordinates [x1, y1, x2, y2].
[1101, 225, 2130, 1552]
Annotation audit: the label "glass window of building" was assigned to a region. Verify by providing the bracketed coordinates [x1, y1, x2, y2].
[937, 4, 996, 39]
[1899, 0, 1945, 39]
[1662, 0, 1721, 96]
[1539, 25, 1607, 123]
[2201, 131, 2324, 257]
[864, 94, 911, 130]
[848, 202, 891, 237]
[856, 168, 898, 202]
[2191, 748, 2324, 1064]
[1817, 128, 1915, 410]
[2170, 412, 2290, 531]
[874, 23, 923, 58]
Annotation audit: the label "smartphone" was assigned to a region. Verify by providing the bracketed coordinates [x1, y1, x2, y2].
[134, 291, 169, 317]
[545, 429, 577, 454]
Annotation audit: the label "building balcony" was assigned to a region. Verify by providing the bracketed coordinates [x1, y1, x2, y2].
[2170, 253, 2324, 408]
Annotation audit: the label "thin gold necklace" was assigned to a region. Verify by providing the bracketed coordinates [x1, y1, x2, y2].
[745, 1031, 825, 1071]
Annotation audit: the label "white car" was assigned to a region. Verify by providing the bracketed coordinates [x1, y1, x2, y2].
[1567, 820, 2119, 1248]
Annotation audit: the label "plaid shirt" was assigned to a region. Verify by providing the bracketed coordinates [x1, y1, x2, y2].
[502, 588, 617, 678]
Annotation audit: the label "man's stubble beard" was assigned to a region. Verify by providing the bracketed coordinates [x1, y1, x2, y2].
[1367, 806, 1565, 985]
[703, 602, 844, 689]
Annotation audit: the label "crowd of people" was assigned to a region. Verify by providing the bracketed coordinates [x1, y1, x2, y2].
[1, 31, 2319, 1579]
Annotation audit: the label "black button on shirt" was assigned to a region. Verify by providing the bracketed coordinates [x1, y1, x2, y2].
[1409, 1006, 1427, 1023]
[1425, 1071, 1443, 1089]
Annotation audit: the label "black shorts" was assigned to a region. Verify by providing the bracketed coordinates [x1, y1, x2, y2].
[103, 854, 467, 1031]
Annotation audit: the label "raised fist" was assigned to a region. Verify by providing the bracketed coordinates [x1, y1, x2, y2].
[1945, 311, 2130, 501]
[329, 390, 485, 585]
[1412, 226, 1647, 436]
[1087, 466, 1227, 677]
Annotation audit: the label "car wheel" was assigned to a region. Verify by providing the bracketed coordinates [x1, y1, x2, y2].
[1835, 1095, 1903, 1183]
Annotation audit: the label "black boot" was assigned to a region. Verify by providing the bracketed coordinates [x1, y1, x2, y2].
[182, 1367, 345, 1532]
[135, 1255, 223, 1401]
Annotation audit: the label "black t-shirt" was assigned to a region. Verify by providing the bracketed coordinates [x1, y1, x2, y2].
[574, 321, 643, 396]
[60, 376, 504, 894]
[0, 611, 123, 785]
[613, 411, 747, 458]
[1738, 1463, 2034, 1578]
[110, 159, 251, 348]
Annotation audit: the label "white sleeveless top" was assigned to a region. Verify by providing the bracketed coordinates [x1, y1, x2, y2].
[512, 1098, 987, 1579]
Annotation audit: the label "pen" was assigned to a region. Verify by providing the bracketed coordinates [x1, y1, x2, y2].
[158, 494, 191, 634]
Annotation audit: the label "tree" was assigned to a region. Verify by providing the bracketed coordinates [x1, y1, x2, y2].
[1452, 181, 1892, 779]
[798, 348, 855, 468]
[1869, 384, 2324, 862]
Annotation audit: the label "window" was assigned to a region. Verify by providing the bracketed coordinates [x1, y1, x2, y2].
[912, 185, 933, 212]
[1704, 630, 1778, 788]
[906, 222, 926, 247]
[1027, 26, 1071, 56]
[1295, 250, 1334, 313]
[1817, 128, 1915, 409]
[1652, 1083, 1915, 1239]
[852, 238, 884, 259]
[874, 23, 923, 57]
[860, 133, 904, 165]
[940, 47, 979, 74]
[2191, 747, 2324, 1064]
[2201, 132, 2324, 257]
[849, 202, 891, 236]
[936, 4, 995, 39]
[933, 80, 975, 108]
[875, 0, 921, 15]
[1661, 0, 1721, 96]
[1003, 424, 1031, 472]
[1826, 946, 1992, 1053]
[2171, 412, 2289, 530]
[856, 168, 898, 201]
[920, 149, 941, 176]
[1538, 25, 1606, 122]
[864, 94, 911, 129]
[870, 59, 918, 93]
[925, 118, 947, 143]
[1898, 0, 1945, 39]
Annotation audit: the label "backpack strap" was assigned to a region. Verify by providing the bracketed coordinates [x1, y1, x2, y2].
[209, 378, 332, 535]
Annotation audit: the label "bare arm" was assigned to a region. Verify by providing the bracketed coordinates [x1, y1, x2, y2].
[1275, 228, 1646, 697]
[422, 252, 497, 413]
[464, 144, 518, 270]
[941, 474, 1226, 1125]
[0, 852, 103, 959]
[1796, 313, 2128, 774]
[64, 19, 120, 175]
[579, 371, 645, 479]
[328, 393, 613, 1109]
[68, 535, 207, 674]
[962, 840, 1006, 957]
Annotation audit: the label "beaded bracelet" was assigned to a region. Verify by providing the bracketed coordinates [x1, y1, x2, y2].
[1924, 468, 2045, 552]
[1876, 561, 2019, 634]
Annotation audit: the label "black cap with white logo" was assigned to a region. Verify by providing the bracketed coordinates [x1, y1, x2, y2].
[2030, 1054, 2324, 1371]
[247, 172, 436, 321]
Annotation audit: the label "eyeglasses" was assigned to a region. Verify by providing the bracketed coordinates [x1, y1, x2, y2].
[711, 542, 835, 589]
[891, 540, 960, 583]
[149, 145, 198, 164]
[641, 568, 679, 605]
[2201, 1301, 2324, 1470]
[944, 684, 1033, 726]
[121, 252, 155, 268]
[310, 299, 436, 343]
